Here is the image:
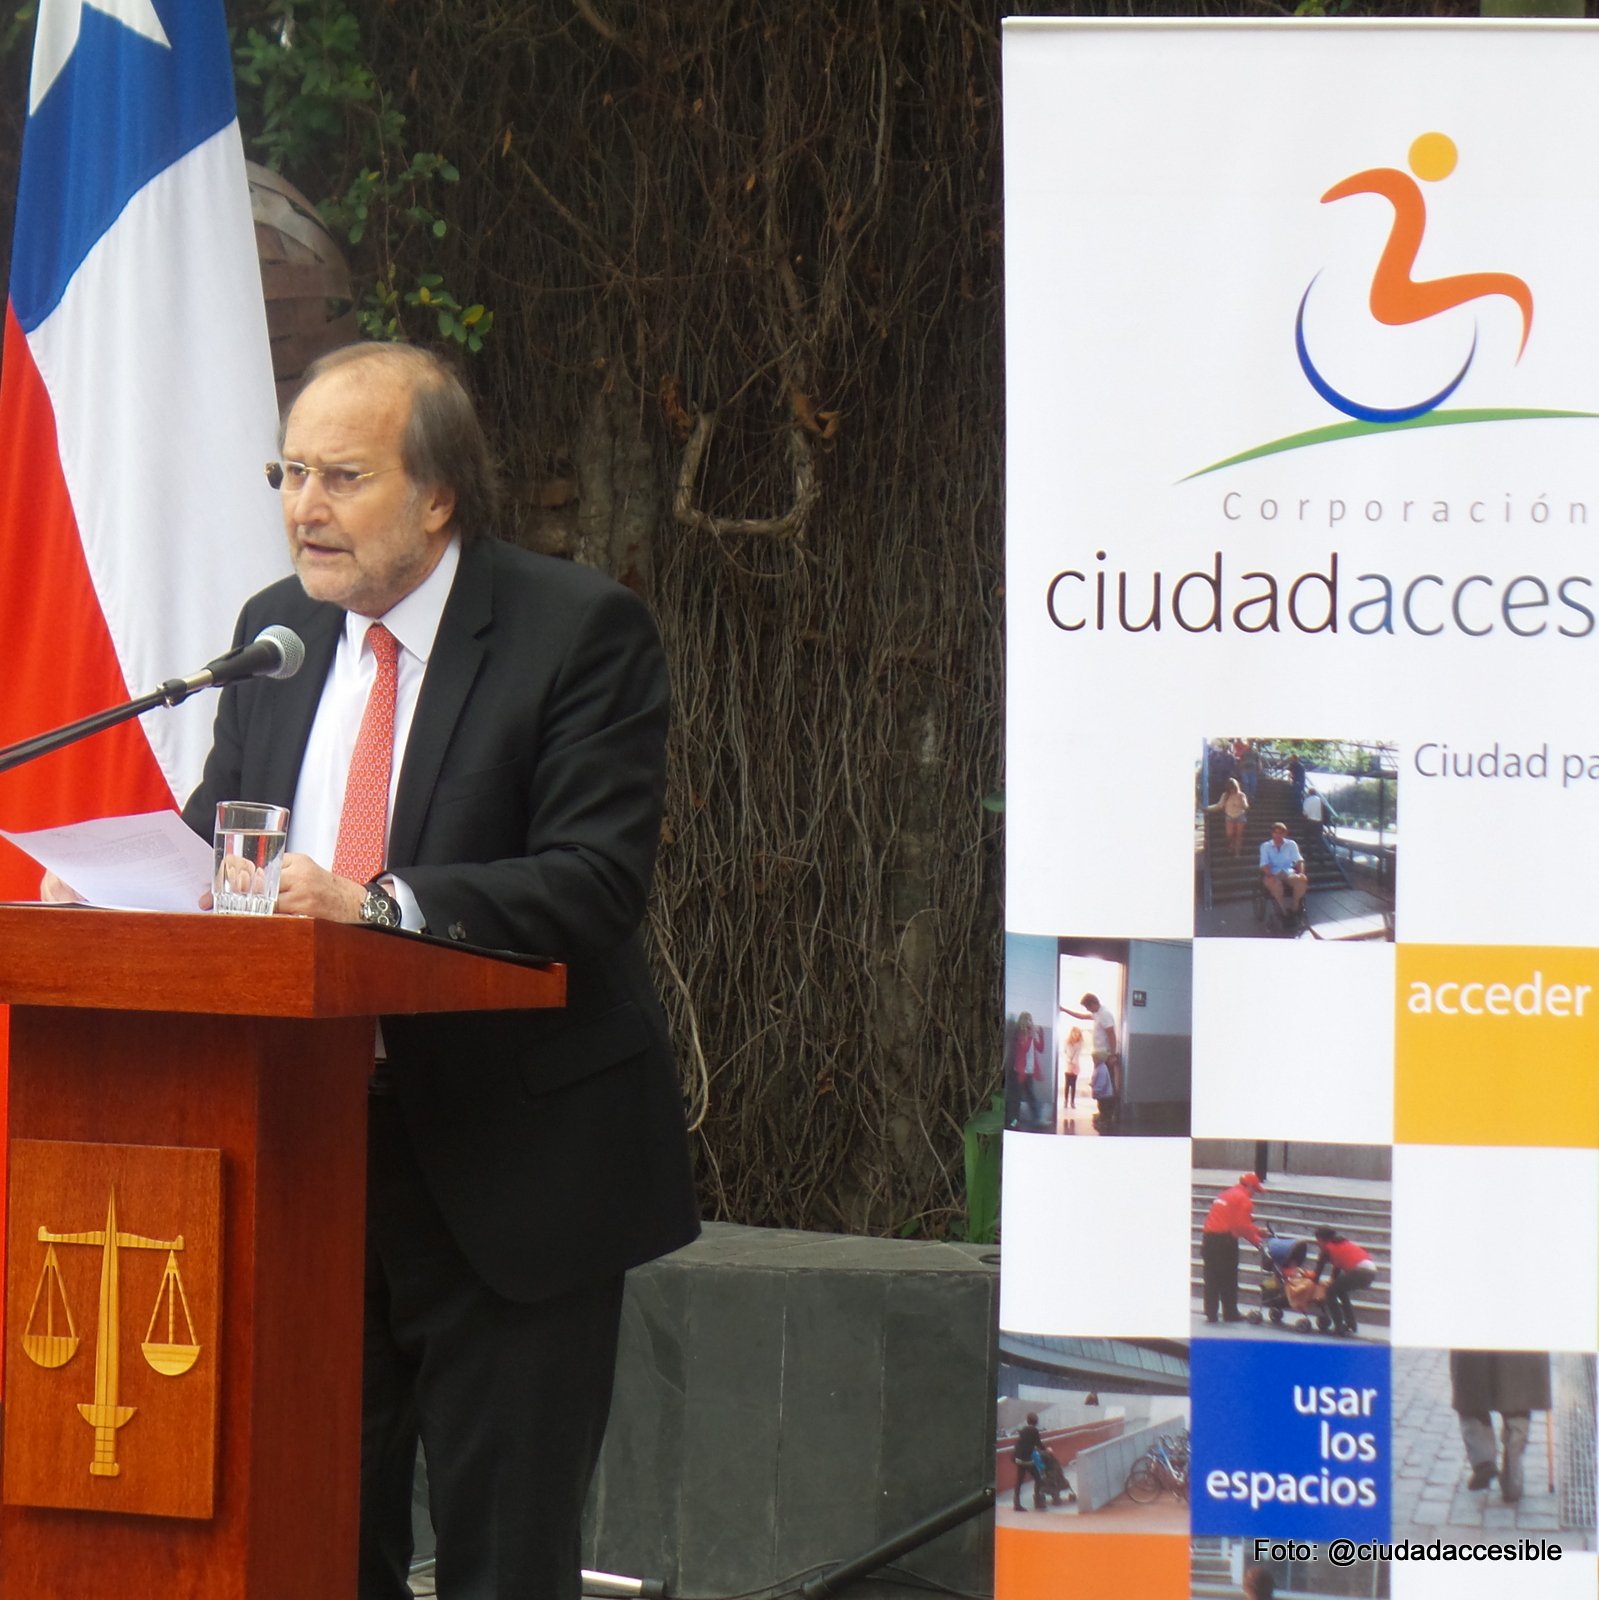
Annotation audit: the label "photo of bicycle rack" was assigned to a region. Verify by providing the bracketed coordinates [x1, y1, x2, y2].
[996, 1333, 1191, 1536]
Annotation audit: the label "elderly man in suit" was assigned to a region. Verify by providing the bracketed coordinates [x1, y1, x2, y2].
[181, 342, 698, 1599]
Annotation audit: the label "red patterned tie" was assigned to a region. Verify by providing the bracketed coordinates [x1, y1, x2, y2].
[332, 623, 400, 882]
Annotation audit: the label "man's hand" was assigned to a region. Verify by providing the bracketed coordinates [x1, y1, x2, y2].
[39, 870, 86, 904]
[216, 854, 265, 896]
[274, 853, 366, 922]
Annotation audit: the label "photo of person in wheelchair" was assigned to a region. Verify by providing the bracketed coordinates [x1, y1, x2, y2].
[1257, 821, 1308, 935]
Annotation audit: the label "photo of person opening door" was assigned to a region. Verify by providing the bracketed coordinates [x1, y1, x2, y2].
[1005, 934, 1192, 1138]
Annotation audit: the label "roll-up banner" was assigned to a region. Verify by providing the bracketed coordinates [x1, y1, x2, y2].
[999, 21, 1599, 1600]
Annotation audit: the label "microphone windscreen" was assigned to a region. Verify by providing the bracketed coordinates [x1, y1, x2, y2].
[256, 625, 305, 680]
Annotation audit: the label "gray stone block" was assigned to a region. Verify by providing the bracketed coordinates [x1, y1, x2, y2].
[880, 1271, 996, 1582]
[582, 1223, 998, 1596]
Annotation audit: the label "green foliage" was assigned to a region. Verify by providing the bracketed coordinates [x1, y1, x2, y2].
[1, 3, 37, 64]
[1271, 739, 1395, 776]
[231, 1, 488, 352]
[379, 271, 494, 355]
[1482, 0, 1584, 12]
[960, 1094, 1005, 1245]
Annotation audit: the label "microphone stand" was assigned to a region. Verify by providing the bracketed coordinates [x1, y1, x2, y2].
[0, 673, 216, 779]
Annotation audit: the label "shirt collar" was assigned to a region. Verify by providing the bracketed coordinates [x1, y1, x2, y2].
[343, 534, 462, 662]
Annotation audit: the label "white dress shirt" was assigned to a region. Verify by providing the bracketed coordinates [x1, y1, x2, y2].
[286, 534, 461, 930]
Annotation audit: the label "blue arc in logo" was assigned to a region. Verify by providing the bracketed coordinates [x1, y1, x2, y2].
[1295, 277, 1476, 424]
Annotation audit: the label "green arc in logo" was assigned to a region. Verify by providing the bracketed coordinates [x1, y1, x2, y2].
[1183, 408, 1599, 481]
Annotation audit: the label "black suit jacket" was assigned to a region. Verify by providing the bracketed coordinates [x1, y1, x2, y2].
[183, 536, 699, 1301]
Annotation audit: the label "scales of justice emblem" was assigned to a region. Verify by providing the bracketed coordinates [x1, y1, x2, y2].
[20, 1187, 201, 1479]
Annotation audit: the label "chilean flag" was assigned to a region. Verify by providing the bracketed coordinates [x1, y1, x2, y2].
[0, 0, 289, 1296]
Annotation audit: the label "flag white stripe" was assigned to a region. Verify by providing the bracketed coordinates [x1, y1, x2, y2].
[29, 121, 290, 801]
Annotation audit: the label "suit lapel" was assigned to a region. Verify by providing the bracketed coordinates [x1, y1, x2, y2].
[258, 601, 342, 804]
[387, 537, 493, 869]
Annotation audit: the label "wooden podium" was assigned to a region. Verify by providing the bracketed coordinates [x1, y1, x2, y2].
[0, 907, 564, 1599]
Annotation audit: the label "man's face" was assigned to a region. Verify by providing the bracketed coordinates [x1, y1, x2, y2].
[279, 364, 455, 618]
[1271, 826, 1288, 844]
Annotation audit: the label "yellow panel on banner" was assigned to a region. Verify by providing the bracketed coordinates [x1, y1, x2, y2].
[1396, 944, 1599, 1147]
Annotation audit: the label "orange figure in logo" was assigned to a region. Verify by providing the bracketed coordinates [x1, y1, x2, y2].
[1323, 132, 1532, 358]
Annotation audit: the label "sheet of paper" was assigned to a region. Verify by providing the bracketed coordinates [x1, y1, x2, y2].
[0, 810, 212, 914]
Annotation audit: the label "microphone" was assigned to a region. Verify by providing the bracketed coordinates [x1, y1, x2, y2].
[203, 625, 306, 686]
[156, 626, 306, 706]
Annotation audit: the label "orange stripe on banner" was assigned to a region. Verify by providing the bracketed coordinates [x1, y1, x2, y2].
[994, 1529, 1190, 1600]
[0, 303, 177, 1378]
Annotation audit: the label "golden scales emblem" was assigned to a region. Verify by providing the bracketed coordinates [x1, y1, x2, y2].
[20, 1188, 201, 1479]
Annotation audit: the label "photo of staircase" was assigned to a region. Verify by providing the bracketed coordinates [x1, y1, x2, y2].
[1190, 1142, 1392, 1346]
[1194, 741, 1396, 942]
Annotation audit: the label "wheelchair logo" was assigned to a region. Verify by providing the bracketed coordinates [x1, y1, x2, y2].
[1296, 133, 1533, 423]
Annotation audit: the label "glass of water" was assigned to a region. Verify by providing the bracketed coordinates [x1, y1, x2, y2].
[212, 802, 290, 916]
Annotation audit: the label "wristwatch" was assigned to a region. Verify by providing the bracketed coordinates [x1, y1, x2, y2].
[358, 880, 402, 929]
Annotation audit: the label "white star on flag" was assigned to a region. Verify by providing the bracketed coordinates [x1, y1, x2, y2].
[29, 0, 171, 115]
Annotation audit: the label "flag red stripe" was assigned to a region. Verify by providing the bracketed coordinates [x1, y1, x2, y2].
[0, 302, 176, 1360]
[0, 301, 176, 901]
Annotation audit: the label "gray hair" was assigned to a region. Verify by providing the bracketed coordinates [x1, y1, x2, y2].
[283, 342, 500, 540]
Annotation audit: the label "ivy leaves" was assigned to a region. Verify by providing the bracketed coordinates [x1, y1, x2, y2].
[232, 3, 490, 353]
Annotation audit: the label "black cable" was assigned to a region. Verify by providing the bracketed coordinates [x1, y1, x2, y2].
[408, 1483, 998, 1600]
[657, 1561, 838, 1600]
[656, 1484, 995, 1600]
[799, 1487, 994, 1600]
[658, 1563, 990, 1600]
[875, 1567, 992, 1600]
[422, 1564, 991, 1600]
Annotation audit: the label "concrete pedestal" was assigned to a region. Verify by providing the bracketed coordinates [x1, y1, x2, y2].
[582, 1223, 999, 1596]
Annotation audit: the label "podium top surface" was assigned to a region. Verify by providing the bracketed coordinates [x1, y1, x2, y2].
[0, 906, 565, 1019]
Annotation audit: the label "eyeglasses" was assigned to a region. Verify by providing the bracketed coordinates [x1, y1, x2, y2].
[264, 460, 406, 497]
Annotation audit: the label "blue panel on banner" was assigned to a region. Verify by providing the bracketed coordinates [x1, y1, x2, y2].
[12, 0, 237, 331]
[1190, 1339, 1391, 1542]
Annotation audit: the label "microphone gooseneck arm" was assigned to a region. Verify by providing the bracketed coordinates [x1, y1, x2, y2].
[0, 627, 304, 779]
[0, 683, 180, 778]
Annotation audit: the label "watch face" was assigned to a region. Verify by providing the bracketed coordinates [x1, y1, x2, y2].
[363, 889, 397, 927]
